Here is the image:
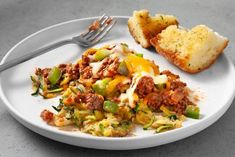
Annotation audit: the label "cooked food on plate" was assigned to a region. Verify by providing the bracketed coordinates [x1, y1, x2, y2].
[31, 43, 200, 137]
[150, 25, 229, 73]
[128, 9, 229, 73]
[128, 10, 178, 48]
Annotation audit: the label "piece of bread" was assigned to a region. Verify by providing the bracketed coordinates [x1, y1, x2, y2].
[128, 10, 179, 48]
[150, 25, 229, 73]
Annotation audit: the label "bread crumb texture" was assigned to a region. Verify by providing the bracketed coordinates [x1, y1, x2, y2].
[150, 25, 228, 73]
[128, 9, 178, 48]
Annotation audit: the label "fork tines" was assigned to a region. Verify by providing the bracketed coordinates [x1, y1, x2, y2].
[81, 14, 116, 45]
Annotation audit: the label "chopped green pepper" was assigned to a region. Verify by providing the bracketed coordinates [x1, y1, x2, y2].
[103, 101, 119, 113]
[92, 78, 111, 96]
[117, 61, 129, 76]
[48, 67, 62, 85]
[94, 49, 111, 60]
[185, 105, 200, 119]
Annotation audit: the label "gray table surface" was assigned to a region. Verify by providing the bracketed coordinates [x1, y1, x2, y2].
[0, 0, 235, 156]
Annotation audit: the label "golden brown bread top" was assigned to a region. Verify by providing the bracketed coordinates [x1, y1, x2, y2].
[128, 10, 179, 48]
[150, 25, 229, 73]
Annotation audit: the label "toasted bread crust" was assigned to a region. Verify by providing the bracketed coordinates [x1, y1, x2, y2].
[128, 22, 146, 47]
[128, 10, 178, 48]
[150, 35, 229, 73]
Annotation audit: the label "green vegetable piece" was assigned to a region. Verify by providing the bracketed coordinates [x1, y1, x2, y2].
[47, 88, 64, 93]
[103, 101, 119, 113]
[99, 124, 105, 132]
[156, 125, 173, 133]
[120, 43, 129, 48]
[92, 78, 111, 96]
[52, 105, 62, 112]
[185, 105, 200, 119]
[38, 76, 45, 91]
[31, 85, 40, 96]
[169, 115, 177, 120]
[120, 121, 131, 130]
[30, 75, 37, 83]
[70, 86, 79, 94]
[135, 53, 143, 58]
[77, 84, 85, 93]
[94, 49, 111, 61]
[155, 83, 167, 90]
[48, 67, 62, 85]
[143, 116, 155, 130]
[30, 75, 40, 96]
[133, 103, 140, 113]
[117, 61, 129, 76]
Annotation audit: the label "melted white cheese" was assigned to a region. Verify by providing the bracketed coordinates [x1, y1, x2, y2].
[89, 61, 104, 76]
[153, 74, 167, 84]
[119, 72, 168, 108]
[110, 44, 127, 61]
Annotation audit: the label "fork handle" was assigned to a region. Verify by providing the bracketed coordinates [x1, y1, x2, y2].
[0, 39, 74, 72]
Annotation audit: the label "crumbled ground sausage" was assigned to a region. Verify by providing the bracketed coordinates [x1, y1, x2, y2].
[80, 66, 92, 79]
[84, 93, 104, 110]
[40, 109, 54, 124]
[136, 76, 154, 98]
[82, 49, 97, 64]
[146, 92, 163, 110]
[70, 64, 80, 80]
[42, 68, 51, 78]
[89, 20, 100, 31]
[170, 80, 186, 90]
[98, 57, 119, 78]
[161, 70, 179, 79]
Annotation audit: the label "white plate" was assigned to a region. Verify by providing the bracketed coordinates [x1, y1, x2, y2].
[0, 17, 235, 150]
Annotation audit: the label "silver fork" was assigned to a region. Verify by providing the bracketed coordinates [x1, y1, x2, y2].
[0, 14, 116, 72]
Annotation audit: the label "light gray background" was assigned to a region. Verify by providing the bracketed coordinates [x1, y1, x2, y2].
[0, 0, 234, 156]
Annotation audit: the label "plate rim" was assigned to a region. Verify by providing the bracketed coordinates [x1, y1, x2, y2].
[1, 16, 235, 149]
